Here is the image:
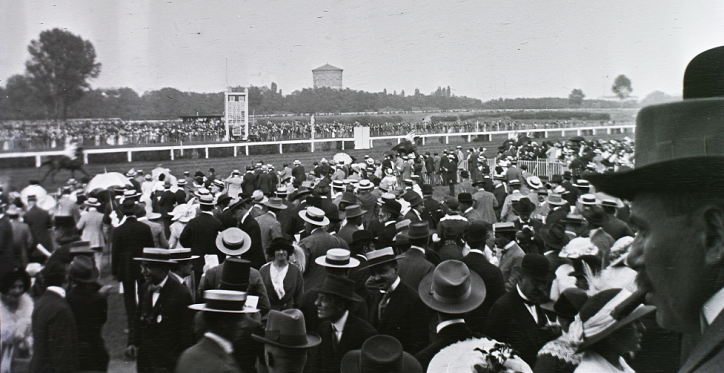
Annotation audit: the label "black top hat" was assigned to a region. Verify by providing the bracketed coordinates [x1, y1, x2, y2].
[220, 258, 251, 291]
[520, 253, 554, 281]
[381, 199, 401, 215]
[407, 221, 432, 239]
[457, 192, 473, 204]
[316, 275, 364, 303]
[512, 197, 536, 216]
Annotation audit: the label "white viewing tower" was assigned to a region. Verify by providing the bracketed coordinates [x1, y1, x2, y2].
[224, 89, 248, 141]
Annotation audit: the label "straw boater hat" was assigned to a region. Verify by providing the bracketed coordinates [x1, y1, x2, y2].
[168, 248, 199, 262]
[418, 260, 486, 314]
[252, 309, 322, 349]
[134, 248, 177, 263]
[360, 247, 404, 269]
[526, 176, 543, 189]
[546, 193, 567, 206]
[198, 194, 215, 206]
[357, 179, 373, 190]
[215, 228, 252, 256]
[189, 289, 259, 313]
[578, 194, 597, 206]
[299, 206, 329, 226]
[85, 197, 101, 207]
[315, 248, 360, 268]
[341, 335, 422, 373]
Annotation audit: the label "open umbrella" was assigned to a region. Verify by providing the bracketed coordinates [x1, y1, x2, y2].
[333, 152, 353, 165]
[21, 184, 55, 211]
[85, 172, 132, 193]
[152, 167, 178, 191]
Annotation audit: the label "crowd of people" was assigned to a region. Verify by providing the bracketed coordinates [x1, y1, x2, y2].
[1, 118, 614, 151]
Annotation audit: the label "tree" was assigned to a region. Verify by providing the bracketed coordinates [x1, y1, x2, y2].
[568, 89, 585, 106]
[25, 28, 101, 120]
[612, 75, 632, 100]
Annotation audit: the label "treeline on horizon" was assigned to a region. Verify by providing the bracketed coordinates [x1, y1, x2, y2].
[2, 84, 661, 121]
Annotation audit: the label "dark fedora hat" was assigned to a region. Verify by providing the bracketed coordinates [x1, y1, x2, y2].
[262, 197, 288, 210]
[465, 221, 490, 245]
[520, 253, 555, 281]
[341, 335, 422, 373]
[340, 192, 358, 205]
[542, 287, 589, 319]
[316, 275, 364, 303]
[581, 206, 607, 226]
[381, 199, 402, 215]
[350, 230, 376, 247]
[343, 204, 366, 219]
[121, 198, 140, 215]
[219, 258, 251, 291]
[587, 46, 724, 200]
[407, 221, 432, 239]
[457, 192, 473, 204]
[69, 255, 99, 283]
[418, 260, 486, 314]
[252, 309, 322, 349]
[289, 186, 312, 201]
[512, 197, 536, 215]
[540, 223, 570, 250]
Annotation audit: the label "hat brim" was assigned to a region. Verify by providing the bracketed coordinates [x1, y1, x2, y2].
[298, 210, 330, 226]
[344, 210, 367, 218]
[340, 350, 422, 373]
[577, 304, 656, 352]
[418, 270, 487, 314]
[215, 233, 252, 256]
[316, 288, 365, 303]
[173, 255, 201, 261]
[188, 303, 260, 314]
[132, 258, 176, 263]
[359, 254, 405, 270]
[585, 156, 724, 201]
[262, 202, 288, 210]
[407, 232, 432, 239]
[251, 332, 322, 349]
[70, 267, 100, 283]
[315, 256, 361, 268]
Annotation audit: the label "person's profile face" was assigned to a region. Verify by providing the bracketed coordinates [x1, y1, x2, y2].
[627, 193, 706, 333]
[519, 275, 551, 304]
[141, 263, 167, 285]
[314, 293, 342, 320]
[494, 232, 510, 249]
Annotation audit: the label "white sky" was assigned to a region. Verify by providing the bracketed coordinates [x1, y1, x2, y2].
[2, 0, 723, 100]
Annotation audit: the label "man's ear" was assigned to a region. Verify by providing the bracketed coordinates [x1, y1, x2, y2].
[703, 206, 724, 266]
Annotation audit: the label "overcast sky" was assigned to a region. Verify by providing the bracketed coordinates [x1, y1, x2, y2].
[2, 0, 723, 101]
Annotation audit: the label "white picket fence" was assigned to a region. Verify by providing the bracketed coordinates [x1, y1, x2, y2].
[0, 124, 634, 167]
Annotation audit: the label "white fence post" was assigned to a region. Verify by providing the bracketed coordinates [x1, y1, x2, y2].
[83, 152, 88, 164]
[35, 155, 41, 168]
[127, 151, 132, 162]
[446, 136, 449, 144]
[170, 149, 174, 161]
[205, 147, 209, 159]
[422, 137, 426, 145]
[246, 146, 249, 156]
[279, 143, 283, 154]
[234, 146, 237, 157]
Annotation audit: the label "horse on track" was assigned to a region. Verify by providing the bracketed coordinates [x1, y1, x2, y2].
[41, 143, 90, 183]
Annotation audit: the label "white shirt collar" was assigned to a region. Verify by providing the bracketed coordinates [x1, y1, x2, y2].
[409, 245, 425, 254]
[436, 319, 466, 333]
[204, 332, 234, 354]
[517, 284, 538, 323]
[464, 207, 474, 214]
[46, 286, 66, 298]
[468, 248, 484, 255]
[171, 272, 184, 284]
[382, 277, 401, 294]
[503, 240, 516, 251]
[201, 210, 214, 216]
[384, 220, 396, 226]
[332, 310, 350, 339]
[702, 286, 724, 328]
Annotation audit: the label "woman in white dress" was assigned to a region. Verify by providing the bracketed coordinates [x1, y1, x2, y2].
[1, 268, 33, 373]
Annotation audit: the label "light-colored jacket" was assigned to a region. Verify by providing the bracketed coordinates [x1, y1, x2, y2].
[76, 209, 106, 249]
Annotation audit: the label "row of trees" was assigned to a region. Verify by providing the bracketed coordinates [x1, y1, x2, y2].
[0, 28, 662, 121]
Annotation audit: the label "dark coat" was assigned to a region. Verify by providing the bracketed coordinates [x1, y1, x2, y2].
[174, 190, 187, 204]
[0, 216, 14, 264]
[493, 184, 508, 219]
[292, 165, 306, 186]
[256, 172, 275, 195]
[176, 336, 241, 373]
[414, 322, 479, 371]
[370, 280, 429, 354]
[131, 275, 194, 373]
[299, 228, 349, 291]
[67, 284, 109, 372]
[485, 289, 555, 366]
[30, 290, 79, 373]
[337, 223, 359, 245]
[197, 264, 271, 316]
[396, 247, 435, 291]
[112, 217, 155, 281]
[242, 173, 257, 196]
[180, 212, 224, 273]
[158, 190, 177, 217]
[24, 205, 54, 257]
[259, 262, 304, 311]
[461, 250, 507, 333]
[239, 212, 267, 270]
[422, 196, 443, 230]
[306, 312, 378, 373]
[600, 214, 635, 241]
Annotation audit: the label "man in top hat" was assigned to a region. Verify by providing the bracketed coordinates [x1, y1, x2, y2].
[340, 335, 422, 373]
[24, 194, 54, 263]
[512, 197, 545, 254]
[364, 247, 429, 354]
[494, 221, 526, 292]
[458, 192, 483, 223]
[396, 221, 437, 291]
[257, 165, 275, 196]
[485, 253, 558, 366]
[180, 194, 224, 286]
[157, 180, 178, 237]
[274, 187, 295, 238]
[234, 195, 267, 269]
[414, 260, 486, 370]
[307, 275, 378, 373]
[338, 204, 366, 245]
[126, 248, 194, 373]
[242, 166, 258, 196]
[377, 199, 402, 245]
[299, 206, 350, 290]
[462, 221, 506, 333]
[169, 248, 199, 299]
[197, 229, 271, 315]
[402, 191, 424, 223]
[7, 205, 32, 267]
[471, 178, 498, 224]
[291, 160, 306, 188]
[256, 197, 287, 252]
[252, 309, 322, 373]
[354, 180, 377, 228]
[177, 289, 259, 373]
[112, 199, 155, 332]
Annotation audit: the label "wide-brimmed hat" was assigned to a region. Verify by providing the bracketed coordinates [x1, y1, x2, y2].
[315, 248, 360, 268]
[360, 247, 403, 269]
[198, 194, 215, 206]
[168, 248, 199, 262]
[69, 255, 99, 283]
[340, 192, 358, 205]
[559, 237, 599, 259]
[526, 176, 543, 189]
[85, 197, 101, 207]
[189, 289, 258, 313]
[358, 179, 373, 190]
[520, 253, 555, 281]
[219, 258, 251, 291]
[512, 197, 536, 215]
[540, 223, 570, 250]
[581, 206, 606, 226]
[146, 211, 162, 220]
[316, 274, 364, 303]
[381, 199, 402, 215]
[134, 247, 176, 263]
[299, 206, 330, 226]
[407, 221, 432, 239]
[341, 335, 422, 373]
[343, 205, 366, 219]
[215, 228, 252, 256]
[418, 260, 486, 314]
[574, 288, 656, 351]
[251, 190, 268, 204]
[350, 230, 376, 247]
[547, 194, 567, 206]
[542, 287, 589, 319]
[262, 197, 288, 210]
[252, 309, 322, 349]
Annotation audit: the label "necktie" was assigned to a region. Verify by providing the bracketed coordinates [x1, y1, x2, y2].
[378, 292, 391, 320]
[332, 325, 340, 351]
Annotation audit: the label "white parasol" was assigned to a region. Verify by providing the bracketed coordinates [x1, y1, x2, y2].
[427, 338, 532, 373]
[85, 172, 132, 193]
[333, 152, 353, 166]
[21, 184, 56, 211]
[152, 166, 178, 192]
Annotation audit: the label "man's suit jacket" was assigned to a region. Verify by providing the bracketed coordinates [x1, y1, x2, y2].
[493, 184, 508, 219]
[158, 190, 177, 217]
[498, 242, 525, 292]
[299, 228, 349, 291]
[397, 247, 435, 291]
[255, 212, 283, 251]
[370, 280, 429, 354]
[422, 196, 443, 230]
[242, 172, 258, 196]
[378, 221, 398, 245]
[24, 205, 54, 254]
[485, 289, 555, 366]
[292, 165, 306, 186]
[463, 207, 485, 223]
[600, 214, 634, 241]
[112, 217, 155, 281]
[259, 262, 304, 311]
[180, 212, 224, 273]
[176, 336, 241, 373]
[257, 172, 274, 195]
[306, 312, 378, 373]
[197, 263, 271, 315]
[131, 275, 194, 373]
[472, 189, 499, 224]
[337, 223, 359, 245]
[67, 284, 110, 372]
[414, 322, 479, 371]
[30, 290, 79, 373]
[462, 251, 507, 333]
[174, 189, 187, 204]
[141, 218, 169, 248]
[403, 208, 422, 223]
[239, 211, 267, 270]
